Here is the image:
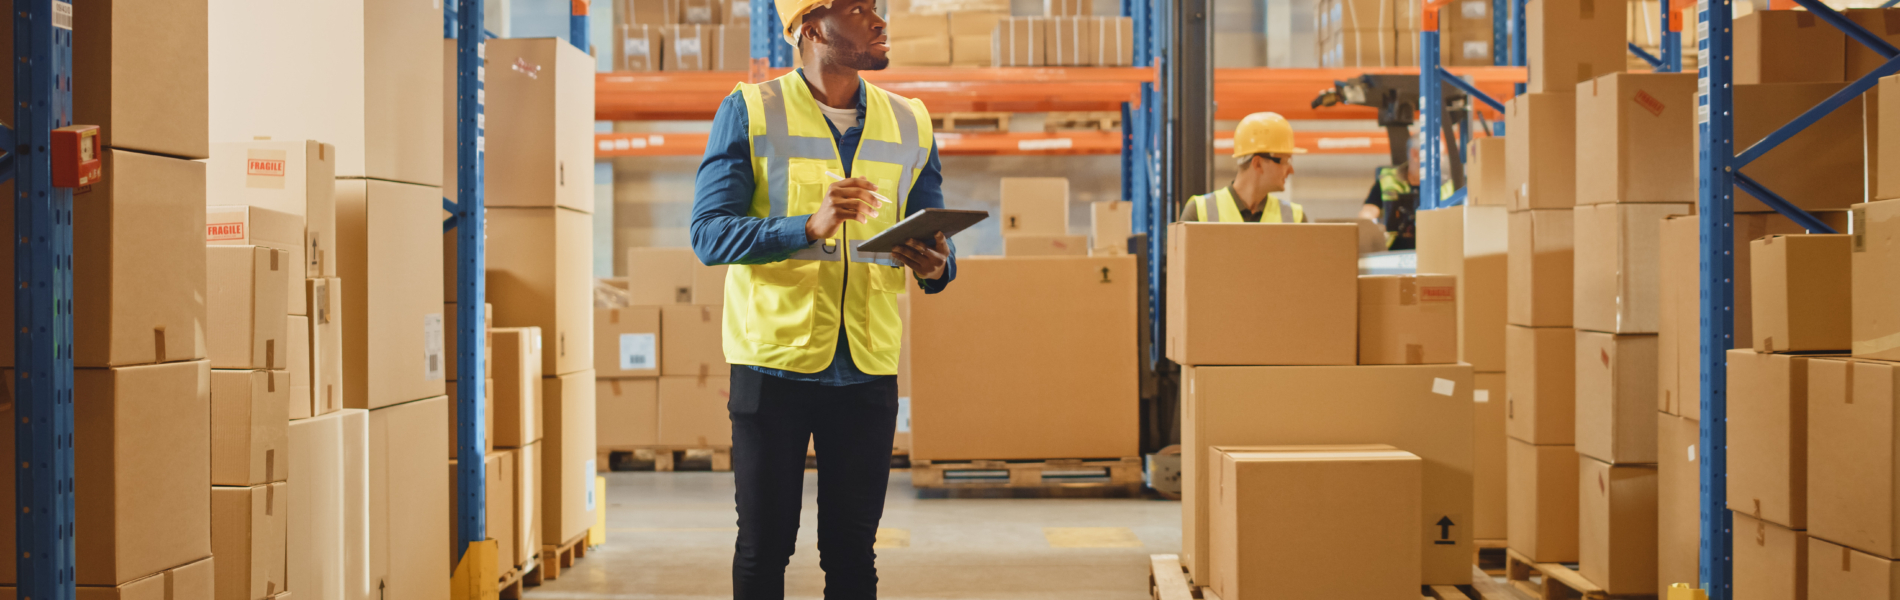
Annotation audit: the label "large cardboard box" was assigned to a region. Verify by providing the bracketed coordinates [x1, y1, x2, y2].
[660, 304, 729, 379]
[1357, 274, 1457, 365]
[1167, 223, 1358, 366]
[1506, 325, 1576, 444]
[1439, 16, 1495, 67]
[208, 246, 290, 371]
[1207, 446, 1422, 600]
[911, 257, 1138, 460]
[993, 17, 1048, 67]
[486, 208, 593, 377]
[949, 12, 1005, 67]
[1846, 9, 1900, 80]
[307, 278, 345, 417]
[494, 327, 544, 448]
[285, 409, 369, 600]
[657, 376, 731, 447]
[467, 39, 594, 213]
[624, 248, 699, 306]
[1507, 439, 1580, 563]
[1003, 234, 1090, 257]
[338, 179, 445, 409]
[211, 369, 289, 487]
[1658, 413, 1701, 596]
[596, 307, 661, 378]
[50, 0, 208, 159]
[1091, 200, 1132, 254]
[0, 150, 207, 368]
[1181, 364, 1475, 585]
[1721, 83, 1865, 213]
[513, 442, 541, 567]
[1526, 0, 1625, 93]
[212, 483, 287, 600]
[543, 371, 598, 546]
[1575, 331, 1658, 464]
[888, 14, 952, 67]
[1579, 456, 1658, 595]
[1574, 203, 1691, 334]
[206, 205, 309, 316]
[1468, 137, 1509, 206]
[616, 24, 664, 72]
[712, 24, 751, 71]
[1753, 234, 1853, 353]
[0, 557, 218, 600]
[1736, 11, 1846, 85]
[1044, 16, 1094, 67]
[1508, 209, 1574, 327]
[368, 397, 449, 600]
[1575, 73, 1698, 205]
[1000, 178, 1070, 236]
[1728, 350, 1818, 531]
[1854, 200, 1900, 361]
[290, 315, 313, 420]
[1506, 94, 1577, 209]
[1090, 16, 1135, 66]
[1731, 511, 1809, 599]
[207, 140, 338, 279]
[599, 378, 660, 449]
[1810, 537, 1900, 598]
[1475, 373, 1508, 542]
[1808, 357, 1900, 558]
[1415, 206, 1509, 372]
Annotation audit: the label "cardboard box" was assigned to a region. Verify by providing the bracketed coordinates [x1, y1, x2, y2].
[1722, 83, 1865, 212]
[486, 207, 593, 377]
[1574, 203, 1691, 334]
[207, 140, 338, 279]
[25, 0, 207, 159]
[337, 179, 445, 409]
[617, 24, 664, 72]
[599, 378, 660, 449]
[693, 263, 729, 305]
[1507, 439, 1580, 563]
[1090, 16, 1134, 66]
[1508, 209, 1574, 327]
[1525, 0, 1625, 93]
[1166, 223, 1359, 366]
[542, 371, 598, 546]
[621, 0, 681, 25]
[999, 178, 1069, 236]
[949, 11, 1006, 67]
[1044, 17, 1092, 66]
[1657, 413, 1701, 596]
[1810, 537, 1900, 598]
[1439, 18, 1494, 67]
[663, 24, 713, 70]
[211, 369, 289, 487]
[1206, 446, 1422, 600]
[1357, 274, 1457, 365]
[1574, 73, 1698, 204]
[1736, 10, 1846, 85]
[0, 557, 218, 600]
[289, 314, 313, 420]
[660, 304, 729, 378]
[1855, 200, 1900, 360]
[1575, 330, 1658, 464]
[1752, 234, 1852, 352]
[1180, 364, 1475, 585]
[1850, 9, 1900, 80]
[1320, 0, 1399, 31]
[1505, 94, 1577, 209]
[209, 0, 441, 185]
[993, 17, 1048, 67]
[1879, 76, 1900, 202]
[1003, 234, 1089, 257]
[680, 0, 719, 23]
[713, 24, 751, 71]
[367, 397, 449, 600]
[307, 278, 344, 417]
[212, 483, 287, 600]
[912, 257, 1138, 460]
[657, 376, 731, 447]
[207, 205, 309, 316]
[1468, 137, 1509, 206]
[1507, 325, 1576, 444]
[493, 327, 544, 448]
[624, 248, 699, 305]
[449, 449, 516, 574]
[1474, 373, 1508, 542]
[0, 362, 212, 586]
[1043, 0, 1091, 16]
[1090, 201, 1132, 253]
[285, 409, 369, 600]
[470, 39, 594, 215]
[1727, 350, 1815, 532]
[208, 246, 290, 371]
[1808, 357, 1900, 558]
[1415, 206, 1509, 372]
[513, 442, 541, 567]
[596, 307, 661, 378]
[887, 15, 952, 67]
[1579, 456, 1659, 595]
[1320, 29, 1397, 68]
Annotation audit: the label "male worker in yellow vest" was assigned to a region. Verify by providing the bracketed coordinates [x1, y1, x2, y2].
[689, 0, 954, 597]
[1179, 111, 1311, 223]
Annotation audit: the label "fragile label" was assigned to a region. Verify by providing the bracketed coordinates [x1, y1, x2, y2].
[206, 221, 246, 241]
[1634, 89, 1667, 117]
[1419, 285, 1455, 303]
[1431, 378, 1456, 396]
[246, 149, 289, 190]
[424, 313, 445, 382]
[619, 333, 656, 370]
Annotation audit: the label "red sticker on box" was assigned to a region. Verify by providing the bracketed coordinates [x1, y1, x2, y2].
[206, 222, 245, 241]
[247, 158, 285, 178]
[1634, 90, 1666, 117]
[1419, 285, 1455, 302]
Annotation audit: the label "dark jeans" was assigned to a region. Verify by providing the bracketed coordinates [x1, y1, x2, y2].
[729, 367, 900, 600]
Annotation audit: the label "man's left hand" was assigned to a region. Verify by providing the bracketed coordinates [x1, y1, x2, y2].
[891, 232, 950, 281]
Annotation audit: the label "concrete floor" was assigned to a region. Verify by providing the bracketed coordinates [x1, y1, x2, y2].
[523, 470, 1182, 599]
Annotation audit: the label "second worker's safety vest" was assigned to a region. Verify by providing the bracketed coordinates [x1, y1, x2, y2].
[1375, 166, 1454, 249]
[719, 72, 934, 375]
[1185, 187, 1304, 223]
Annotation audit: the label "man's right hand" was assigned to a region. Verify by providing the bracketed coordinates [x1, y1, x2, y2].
[806, 176, 884, 242]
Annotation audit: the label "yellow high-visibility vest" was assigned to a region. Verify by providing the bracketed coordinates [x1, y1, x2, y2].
[1375, 166, 1454, 249]
[1185, 187, 1305, 223]
[719, 72, 933, 375]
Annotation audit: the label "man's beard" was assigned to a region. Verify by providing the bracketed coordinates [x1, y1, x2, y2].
[827, 40, 890, 71]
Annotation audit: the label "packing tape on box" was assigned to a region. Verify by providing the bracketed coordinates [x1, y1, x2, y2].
[1852, 333, 1900, 359]
[154, 326, 167, 363]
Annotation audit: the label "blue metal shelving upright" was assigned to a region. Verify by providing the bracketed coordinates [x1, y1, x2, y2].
[446, 0, 490, 562]
[14, 1, 76, 598]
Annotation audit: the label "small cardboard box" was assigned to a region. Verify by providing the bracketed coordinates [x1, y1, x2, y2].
[1727, 350, 1818, 531]
[1578, 456, 1659, 595]
[1525, 0, 1626, 93]
[660, 305, 729, 379]
[663, 24, 713, 71]
[475, 39, 596, 213]
[1090, 200, 1132, 254]
[1043, 17, 1092, 66]
[1808, 357, 1900, 559]
[1507, 209, 1574, 327]
[1574, 73, 1698, 205]
[1415, 206, 1509, 372]
[1573, 203, 1692, 334]
[1736, 10, 1846, 85]
[543, 372, 599, 546]
[211, 483, 288, 600]
[1356, 274, 1457, 365]
[1167, 223, 1359, 366]
[1657, 413, 1701, 596]
[1505, 94, 1577, 209]
[493, 327, 544, 448]
[993, 17, 1048, 67]
[999, 178, 1070, 236]
[693, 263, 729, 304]
[207, 205, 309, 316]
[1730, 513, 1806, 600]
[714, 25, 751, 71]
[206, 140, 337, 279]
[1810, 537, 1900, 598]
[1206, 446, 1422, 600]
[1752, 234, 1852, 353]
[658, 376, 732, 447]
[211, 369, 289, 487]
[949, 11, 1007, 67]
[1506, 325, 1576, 445]
[1467, 137, 1509, 207]
[486, 207, 593, 378]
[1439, 18, 1493, 67]
[1508, 439, 1580, 563]
[1855, 200, 1900, 360]
[596, 307, 662, 378]
[1003, 234, 1089, 257]
[368, 396, 449, 600]
[307, 278, 344, 418]
[1574, 330, 1659, 465]
[1091, 16, 1134, 66]
[208, 246, 290, 371]
[337, 179, 446, 410]
[617, 24, 664, 72]
[598, 378, 659, 449]
[625, 247, 699, 305]
[888, 13, 952, 67]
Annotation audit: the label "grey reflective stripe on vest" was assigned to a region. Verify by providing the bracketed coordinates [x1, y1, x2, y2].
[1279, 197, 1295, 223]
[789, 239, 845, 262]
[756, 79, 842, 218]
[856, 95, 925, 220]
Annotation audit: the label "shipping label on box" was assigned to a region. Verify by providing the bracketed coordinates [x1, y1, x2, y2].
[596, 306, 662, 377]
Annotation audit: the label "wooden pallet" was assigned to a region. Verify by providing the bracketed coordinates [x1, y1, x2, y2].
[1475, 539, 1508, 575]
[911, 456, 1142, 490]
[1505, 547, 1653, 599]
[602, 447, 732, 472]
[497, 560, 537, 600]
[536, 532, 591, 583]
[933, 112, 1011, 132]
[1149, 554, 1507, 600]
[1045, 111, 1121, 132]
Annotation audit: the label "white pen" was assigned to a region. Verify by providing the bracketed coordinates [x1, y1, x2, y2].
[825, 171, 893, 208]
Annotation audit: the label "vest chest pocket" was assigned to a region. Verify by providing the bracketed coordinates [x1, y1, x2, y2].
[744, 263, 819, 348]
[789, 161, 829, 217]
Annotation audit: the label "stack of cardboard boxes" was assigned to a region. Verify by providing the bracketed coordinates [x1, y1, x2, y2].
[1318, 0, 1495, 67]
[616, 0, 753, 71]
[598, 248, 734, 461]
[1416, 203, 1509, 550]
[987, 0, 1134, 69]
[1168, 221, 1475, 594]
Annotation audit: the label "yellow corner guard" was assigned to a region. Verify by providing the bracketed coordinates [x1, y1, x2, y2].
[1667, 583, 1708, 600]
[589, 475, 608, 547]
[451, 539, 500, 600]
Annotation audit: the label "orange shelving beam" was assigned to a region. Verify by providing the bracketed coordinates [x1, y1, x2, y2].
[595, 129, 1391, 158]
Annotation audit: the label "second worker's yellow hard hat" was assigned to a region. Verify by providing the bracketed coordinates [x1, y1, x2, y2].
[1230, 112, 1307, 158]
[775, 0, 835, 45]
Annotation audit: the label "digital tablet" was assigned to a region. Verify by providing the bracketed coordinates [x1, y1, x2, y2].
[855, 208, 990, 253]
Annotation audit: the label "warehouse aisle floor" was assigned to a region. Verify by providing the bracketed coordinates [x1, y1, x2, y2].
[523, 470, 1182, 599]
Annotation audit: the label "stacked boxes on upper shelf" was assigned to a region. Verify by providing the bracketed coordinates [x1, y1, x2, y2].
[617, 0, 754, 71]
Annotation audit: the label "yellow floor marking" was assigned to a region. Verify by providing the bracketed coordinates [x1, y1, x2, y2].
[874, 528, 910, 549]
[1043, 527, 1142, 548]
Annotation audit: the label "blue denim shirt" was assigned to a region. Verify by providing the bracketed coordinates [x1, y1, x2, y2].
[689, 71, 955, 386]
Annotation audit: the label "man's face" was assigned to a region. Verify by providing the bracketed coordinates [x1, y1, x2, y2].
[1248, 155, 1293, 192]
[807, 0, 890, 70]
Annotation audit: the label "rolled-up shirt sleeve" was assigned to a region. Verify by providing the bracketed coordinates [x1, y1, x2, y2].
[689, 92, 814, 266]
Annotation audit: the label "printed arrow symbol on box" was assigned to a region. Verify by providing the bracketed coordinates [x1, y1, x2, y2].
[1435, 516, 1455, 544]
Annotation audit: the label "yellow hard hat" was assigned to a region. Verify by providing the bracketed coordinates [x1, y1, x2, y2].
[1230, 112, 1307, 158]
[775, 0, 834, 45]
